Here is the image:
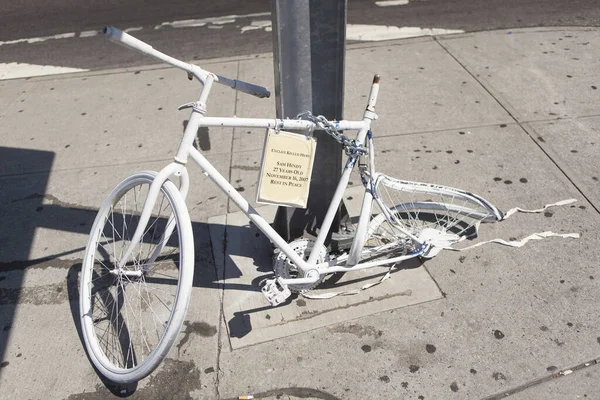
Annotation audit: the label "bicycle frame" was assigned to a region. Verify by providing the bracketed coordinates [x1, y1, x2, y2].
[117, 74, 426, 287]
[101, 26, 427, 288]
[81, 26, 517, 384]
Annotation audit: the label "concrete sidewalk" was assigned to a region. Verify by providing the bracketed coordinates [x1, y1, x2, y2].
[1, 27, 599, 399]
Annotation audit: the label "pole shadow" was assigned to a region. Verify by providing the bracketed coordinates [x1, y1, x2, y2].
[0, 146, 54, 380]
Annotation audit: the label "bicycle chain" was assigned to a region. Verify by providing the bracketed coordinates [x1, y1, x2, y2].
[296, 112, 368, 157]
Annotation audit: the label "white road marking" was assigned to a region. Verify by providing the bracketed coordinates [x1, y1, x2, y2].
[347, 25, 464, 41]
[0, 12, 271, 47]
[0, 62, 88, 80]
[375, 0, 410, 6]
[239, 21, 461, 40]
[212, 19, 237, 25]
[155, 12, 269, 29]
[241, 20, 273, 33]
[0, 32, 76, 46]
[0, 13, 462, 51]
[79, 30, 99, 38]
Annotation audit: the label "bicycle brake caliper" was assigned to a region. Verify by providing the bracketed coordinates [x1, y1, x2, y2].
[261, 278, 292, 306]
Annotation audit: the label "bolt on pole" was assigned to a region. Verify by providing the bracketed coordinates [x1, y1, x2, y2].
[271, 0, 347, 243]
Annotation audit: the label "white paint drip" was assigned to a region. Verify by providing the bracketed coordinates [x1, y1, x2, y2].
[156, 12, 270, 30]
[0, 62, 89, 80]
[347, 25, 464, 41]
[241, 20, 272, 33]
[376, 0, 409, 6]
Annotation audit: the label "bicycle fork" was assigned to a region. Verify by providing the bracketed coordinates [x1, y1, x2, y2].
[115, 163, 187, 273]
[113, 74, 215, 275]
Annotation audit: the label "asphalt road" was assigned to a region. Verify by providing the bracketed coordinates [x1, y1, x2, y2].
[1, 0, 600, 74]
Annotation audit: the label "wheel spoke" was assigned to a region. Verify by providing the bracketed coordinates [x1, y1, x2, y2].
[366, 176, 497, 260]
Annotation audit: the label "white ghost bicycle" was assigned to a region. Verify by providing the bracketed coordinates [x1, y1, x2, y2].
[79, 27, 503, 384]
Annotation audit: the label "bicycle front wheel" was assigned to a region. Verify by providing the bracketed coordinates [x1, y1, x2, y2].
[79, 171, 194, 383]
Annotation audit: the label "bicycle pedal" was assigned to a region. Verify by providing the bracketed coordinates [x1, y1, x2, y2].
[261, 278, 291, 306]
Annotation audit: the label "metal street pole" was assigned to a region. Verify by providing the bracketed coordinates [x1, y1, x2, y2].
[271, 0, 347, 244]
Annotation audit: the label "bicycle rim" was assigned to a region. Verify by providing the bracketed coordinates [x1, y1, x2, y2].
[365, 175, 501, 258]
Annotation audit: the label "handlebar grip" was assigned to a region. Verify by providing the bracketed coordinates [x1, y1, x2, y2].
[215, 74, 271, 98]
[232, 80, 271, 99]
[103, 26, 155, 56]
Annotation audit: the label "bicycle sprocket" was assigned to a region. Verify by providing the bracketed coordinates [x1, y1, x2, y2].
[273, 238, 329, 293]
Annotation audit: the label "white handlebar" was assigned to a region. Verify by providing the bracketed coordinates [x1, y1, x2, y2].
[216, 75, 272, 99]
[103, 26, 270, 99]
[103, 26, 153, 54]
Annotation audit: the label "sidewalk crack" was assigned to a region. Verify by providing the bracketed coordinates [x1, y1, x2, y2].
[434, 37, 600, 215]
[482, 357, 600, 399]
[226, 61, 241, 215]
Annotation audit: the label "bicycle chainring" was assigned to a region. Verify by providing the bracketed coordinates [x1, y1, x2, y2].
[273, 238, 329, 293]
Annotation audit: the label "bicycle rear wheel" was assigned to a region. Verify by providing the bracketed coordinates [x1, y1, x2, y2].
[79, 171, 194, 383]
[365, 175, 502, 259]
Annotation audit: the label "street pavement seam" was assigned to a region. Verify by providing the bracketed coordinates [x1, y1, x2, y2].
[519, 122, 600, 217]
[482, 356, 600, 400]
[0, 157, 179, 178]
[519, 122, 600, 214]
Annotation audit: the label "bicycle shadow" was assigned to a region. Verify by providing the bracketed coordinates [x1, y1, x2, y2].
[0, 147, 266, 392]
[0, 146, 421, 388]
[66, 263, 139, 397]
[57, 212, 259, 393]
[0, 146, 56, 381]
[226, 257, 424, 339]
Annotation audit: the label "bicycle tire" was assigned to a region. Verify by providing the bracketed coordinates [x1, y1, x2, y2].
[79, 171, 194, 383]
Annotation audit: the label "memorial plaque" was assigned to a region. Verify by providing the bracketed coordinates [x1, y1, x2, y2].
[257, 129, 316, 208]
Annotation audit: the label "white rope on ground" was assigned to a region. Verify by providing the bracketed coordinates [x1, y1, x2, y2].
[443, 231, 580, 252]
[501, 198, 578, 220]
[302, 263, 408, 300]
